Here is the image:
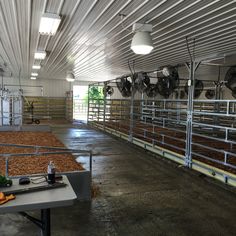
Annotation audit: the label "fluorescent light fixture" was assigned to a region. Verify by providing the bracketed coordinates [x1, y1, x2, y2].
[39, 13, 61, 35]
[32, 65, 41, 69]
[66, 78, 75, 82]
[31, 72, 38, 76]
[30, 77, 37, 80]
[131, 23, 153, 55]
[34, 51, 46, 60]
[66, 72, 75, 82]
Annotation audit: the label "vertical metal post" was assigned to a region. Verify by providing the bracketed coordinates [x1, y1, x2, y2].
[97, 93, 100, 123]
[89, 151, 93, 198]
[141, 92, 144, 121]
[87, 85, 90, 124]
[185, 61, 199, 168]
[103, 83, 107, 130]
[5, 156, 9, 178]
[41, 209, 50, 236]
[129, 76, 135, 142]
[152, 100, 155, 122]
[89, 151, 92, 174]
[213, 67, 223, 128]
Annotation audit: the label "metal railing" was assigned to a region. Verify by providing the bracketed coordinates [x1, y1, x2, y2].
[88, 97, 236, 178]
[0, 143, 92, 178]
[73, 99, 88, 120]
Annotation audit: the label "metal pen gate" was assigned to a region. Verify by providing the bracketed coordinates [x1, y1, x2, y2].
[88, 65, 236, 187]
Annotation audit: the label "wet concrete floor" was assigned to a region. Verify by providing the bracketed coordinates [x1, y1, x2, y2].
[0, 123, 236, 236]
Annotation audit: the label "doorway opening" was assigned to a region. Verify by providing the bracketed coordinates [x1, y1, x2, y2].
[73, 85, 88, 122]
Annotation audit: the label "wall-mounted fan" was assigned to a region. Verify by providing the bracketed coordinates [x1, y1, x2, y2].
[231, 88, 236, 99]
[116, 76, 134, 97]
[174, 90, 186, 99]
[161, 66, 178, 78]
[103, 85, 114, 96]
[225, 66, 236, 91]
[205, 89, 215, 99]
[157, 67, 179, 98]
[180, 90, 186, 99]
[145, 83, 159, 97]
[184, 79, 204, 99]
[135, 72, 150, 93]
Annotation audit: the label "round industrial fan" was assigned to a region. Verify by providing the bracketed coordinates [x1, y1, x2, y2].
[180, 90, 186, 99]
[205, 89, 215, 99]
[162, 66, 178, 78]
[174, 90, 185, 99]
[224, 66, 236, 91]
[135, 72, 150, 93]
[157, 67, 179, 98]
[116, 77, 124, 92]
[174, 91, 179, 99]
[116, 76, 133, 97]
[184, 79, 204, 99]
[145, 83, 159, 98]
[162, 67, 171, 77]
[103, 85, 114, 96]
[231, 88, 236, 99]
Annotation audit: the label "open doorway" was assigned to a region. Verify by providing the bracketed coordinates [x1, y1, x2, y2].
[73, 85, 88, 122]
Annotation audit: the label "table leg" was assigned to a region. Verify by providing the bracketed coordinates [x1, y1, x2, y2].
[41, 208, 51, 236]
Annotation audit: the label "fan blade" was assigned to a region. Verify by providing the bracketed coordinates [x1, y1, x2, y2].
[135, 72, 150, 93]
[205, 89, 215, 99]
[146, 84, 159, 97]
[225, 67, 236, 90]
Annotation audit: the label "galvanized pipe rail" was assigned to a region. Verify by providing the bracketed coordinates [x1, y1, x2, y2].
[88, 72, 236, 186]
[0, 143, 92, 178]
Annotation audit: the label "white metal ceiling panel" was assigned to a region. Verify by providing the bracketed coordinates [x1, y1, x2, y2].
[0, 0, 236, 82]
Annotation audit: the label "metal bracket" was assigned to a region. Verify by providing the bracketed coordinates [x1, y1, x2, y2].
[19, 209, 51, 236]
[194, 61, 201, 72]
[185, 62, 190, 71]
[19, 212, 43, 229]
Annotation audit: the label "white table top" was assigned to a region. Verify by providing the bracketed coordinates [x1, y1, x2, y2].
[0, 175, 77, 214]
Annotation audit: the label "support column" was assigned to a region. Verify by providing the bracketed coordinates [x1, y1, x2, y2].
[185, 61, 200, 168]
[213, 69, 223, 128]
[87, 85, 90, 124]
[129, 76, 135, 142]
[103, 82, 107, 130]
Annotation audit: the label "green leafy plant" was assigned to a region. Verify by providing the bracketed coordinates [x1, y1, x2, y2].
[84, 86, 104, 105]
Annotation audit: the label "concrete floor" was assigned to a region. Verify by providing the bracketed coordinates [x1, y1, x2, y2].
[0, 123, 236, 236]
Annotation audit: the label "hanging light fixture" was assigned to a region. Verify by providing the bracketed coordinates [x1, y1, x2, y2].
[131, 23, 154, 55]
[39, 13, 61, 35]
[66, 72, 75, 82]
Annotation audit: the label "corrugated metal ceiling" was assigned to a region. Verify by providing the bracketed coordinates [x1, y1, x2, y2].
[0, 0, 236, 81]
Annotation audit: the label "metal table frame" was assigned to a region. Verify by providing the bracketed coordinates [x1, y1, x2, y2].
[0, 175, 77, 236]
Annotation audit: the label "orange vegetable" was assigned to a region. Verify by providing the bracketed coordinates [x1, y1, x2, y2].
[0, 193, 15, 205]
[0, 192, 5, 201]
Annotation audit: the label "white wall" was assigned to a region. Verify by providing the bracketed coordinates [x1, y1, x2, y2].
[2, 77, 93, 97]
